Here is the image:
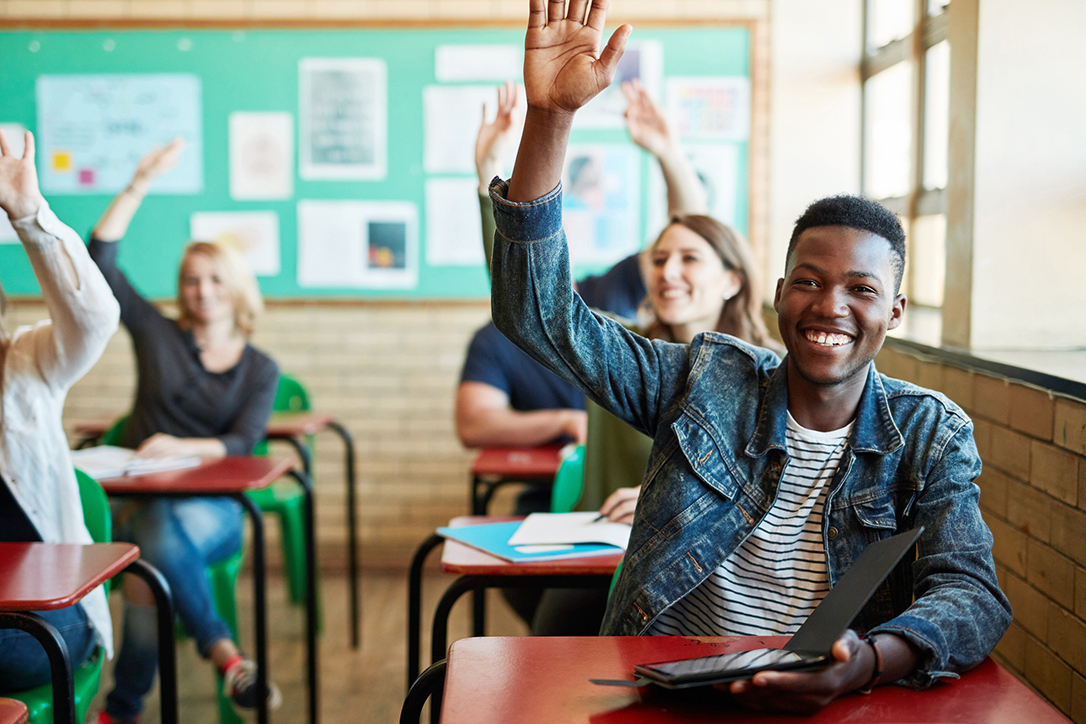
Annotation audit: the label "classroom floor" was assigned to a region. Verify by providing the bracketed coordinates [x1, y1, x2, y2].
[93, 569, 529, 724]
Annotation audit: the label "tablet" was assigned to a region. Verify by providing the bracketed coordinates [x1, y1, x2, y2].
[633, 648, 830, 689]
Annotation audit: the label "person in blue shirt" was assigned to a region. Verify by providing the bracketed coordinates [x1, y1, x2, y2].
[486, 0, 1010, 713]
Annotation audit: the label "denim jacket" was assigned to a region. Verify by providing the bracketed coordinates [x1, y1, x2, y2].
[489, 179, 1011, 688]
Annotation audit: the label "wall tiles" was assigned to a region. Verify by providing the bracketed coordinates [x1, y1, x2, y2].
[988, 425, 1033, 481]
[1032, 440, 1080, 506]
[1010, 383, 1056, 440]
[1028, 540, 1076, 609]
[1026, 634, 1073, 714]
[974, 373, 1011, 424]
[1056, 398, 1086, 456]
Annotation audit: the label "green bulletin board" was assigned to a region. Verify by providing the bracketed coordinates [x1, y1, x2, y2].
[0, 25, 751, 298]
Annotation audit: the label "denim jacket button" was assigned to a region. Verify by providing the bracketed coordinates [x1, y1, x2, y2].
[827, 526, 839, 540]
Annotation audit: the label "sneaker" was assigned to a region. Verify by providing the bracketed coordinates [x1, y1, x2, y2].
[222, 655, 283, 712]
[96, 712, 139, 724]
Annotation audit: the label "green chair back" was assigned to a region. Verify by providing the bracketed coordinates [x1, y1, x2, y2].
[101, 414, 129, 447]
[273, 374, 310, 412]
[550, 445, 586, 514]
[10, 471, 112, 724]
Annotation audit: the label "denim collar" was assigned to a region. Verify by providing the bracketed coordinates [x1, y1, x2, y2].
[745, 359, 904, 458]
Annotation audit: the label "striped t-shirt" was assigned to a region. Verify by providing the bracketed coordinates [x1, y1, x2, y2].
[648, 412, 852, 637]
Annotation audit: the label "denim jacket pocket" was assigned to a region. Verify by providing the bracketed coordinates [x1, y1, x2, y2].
[672, 412, 739, 502]
[851, 494, 898, 531]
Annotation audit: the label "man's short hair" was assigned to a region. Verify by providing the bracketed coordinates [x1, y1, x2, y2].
[787, 195, 907, 293]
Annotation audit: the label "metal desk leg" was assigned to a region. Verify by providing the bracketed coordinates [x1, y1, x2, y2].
[276, 436, 313, 478]
[327, 421, 359, 650]
[288, 469, 319, 724]
[406, 533, 444, 691]
[122, 559, 177, 724]
[235, 495, 269, 724]
[0, 612, 73, 724]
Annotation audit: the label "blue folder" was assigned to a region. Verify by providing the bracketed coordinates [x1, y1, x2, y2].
[437, 521, 622, 563]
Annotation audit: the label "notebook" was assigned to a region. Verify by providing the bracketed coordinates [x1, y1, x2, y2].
[70, 445, 202, 480]
[593, 526, 924, 689]
[436, 520, 624, 563]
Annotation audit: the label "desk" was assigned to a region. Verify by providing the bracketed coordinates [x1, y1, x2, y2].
[441, 636, 1072, 724]
[0, 698, 28, 724]
[76, 410, 362, 649]
[100, 457, 318, 724]
[469, 446, 563, 516]
[406, 516, 622, 690]
[0, 543, 176, 724]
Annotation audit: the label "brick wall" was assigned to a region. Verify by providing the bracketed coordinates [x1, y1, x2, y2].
[4, 299, 491, 568]
[876, 342, 1086, 722]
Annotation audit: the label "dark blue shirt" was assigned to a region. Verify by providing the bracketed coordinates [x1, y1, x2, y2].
[461, 323, 583, 419]
[0, 475, 42, 542]
[576, 253, 645, 321]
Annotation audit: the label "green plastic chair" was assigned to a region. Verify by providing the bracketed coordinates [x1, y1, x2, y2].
[8, 471, 112, 724]
[101, 416, 245, 724]
[549, 445, 586, 514]
[250, 373, 314, 607]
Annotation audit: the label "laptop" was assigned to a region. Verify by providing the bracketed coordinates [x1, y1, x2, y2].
[593, 526, 923, 689]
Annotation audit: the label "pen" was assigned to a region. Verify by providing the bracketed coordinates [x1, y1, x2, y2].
[591, 513, 607, 523]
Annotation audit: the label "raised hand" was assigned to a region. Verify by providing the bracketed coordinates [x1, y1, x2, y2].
[623, 78, 675, 158]
[523, 0, 632, 116]
[128, 136, 185, 195]
[475, 81, 523, 191]
[0, 129, 45, 221]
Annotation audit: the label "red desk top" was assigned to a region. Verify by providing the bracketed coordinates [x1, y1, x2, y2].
[0, 698, 28, 724]
[440, 516, 624, 576]
[442, 636, 1071, 724]
[470, 446, 564, 479]
[0, 543, 138, 611]
[76, 412, 335, 439]
[98, 456, 293, 495]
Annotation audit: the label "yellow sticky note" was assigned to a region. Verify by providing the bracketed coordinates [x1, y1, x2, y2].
[51, 151, 72, 172]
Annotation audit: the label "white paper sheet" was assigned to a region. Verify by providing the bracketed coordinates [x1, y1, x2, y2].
[666, 76, 751, 141]
[36, 74, 203, 194]
[577, 40, 663, 130]
[0, 124, 26, 243]
[229, 112, 293, 200]
[562, 144, 641, 265]
[189, 211, 281, 277]
[297, 200, 417, 289]
[299, 58, 387, 180]
[425, 178, 485, 267]
[507, 512, 632, 550]
[434, 44, 521, 82]
[647, 143, 740, 241]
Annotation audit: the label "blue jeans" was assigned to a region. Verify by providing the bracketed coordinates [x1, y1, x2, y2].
[106, 498, 242, 719]
[0, 604, 97, 692]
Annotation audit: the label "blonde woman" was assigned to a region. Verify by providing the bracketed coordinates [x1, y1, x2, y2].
[88, 140, 279, 724]
[0, 131, 120, 691]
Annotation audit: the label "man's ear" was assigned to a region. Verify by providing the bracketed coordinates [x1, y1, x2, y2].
[772, 278, 784, 311]
[886, 294, 907, 330]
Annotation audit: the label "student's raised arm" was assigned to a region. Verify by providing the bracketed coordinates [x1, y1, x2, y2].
[475, 81, 522, 276]
[0, 130, 120, 390]
[88, 138, 183, 332]
[622, 78, 707, 216]
[506, 0, 631, 202]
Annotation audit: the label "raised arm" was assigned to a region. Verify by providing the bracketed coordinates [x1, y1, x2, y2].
[623, 78, 707, 216]
[476, 81, 522, 275]
[507, 0, 631, 202]
[92, 137, 184, 242]
[0, 129, 120, 390]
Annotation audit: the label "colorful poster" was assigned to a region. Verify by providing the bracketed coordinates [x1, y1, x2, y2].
[299, 58, 387, 180]
[36, 74, 203, 194]
[229, 112, 294, 201]
[562, 144, 640, 265]
[666, 76, 751, 141]
[297, 200, 417, 289]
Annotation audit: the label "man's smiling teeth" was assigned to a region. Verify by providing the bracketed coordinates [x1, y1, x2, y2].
[805, 330, 853, 346]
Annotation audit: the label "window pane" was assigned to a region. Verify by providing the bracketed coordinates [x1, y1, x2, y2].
[928, 0, 950, 17]
[867, 0, 914, 50]
[923, 41, 950, 190]
[864, 61, 914, 200]
[909, 214, 946, 307]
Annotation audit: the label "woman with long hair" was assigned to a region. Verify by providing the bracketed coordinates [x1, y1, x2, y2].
[88, 140, 280, 724]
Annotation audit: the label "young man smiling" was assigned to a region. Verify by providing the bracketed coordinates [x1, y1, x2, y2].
[487, 0, 1010, 713]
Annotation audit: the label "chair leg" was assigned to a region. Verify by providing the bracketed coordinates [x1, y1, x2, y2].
[401, 660, 446, 724]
